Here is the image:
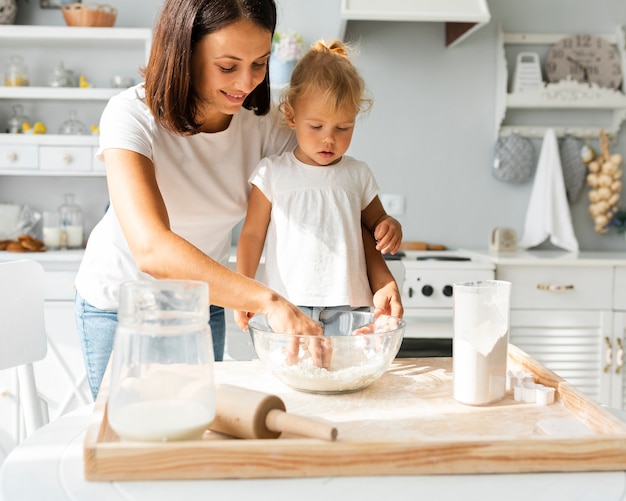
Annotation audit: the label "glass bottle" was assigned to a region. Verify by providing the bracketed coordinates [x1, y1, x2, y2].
[4, 55, 29, 87]
[58, 193, 84, 249]
[6, 104, 28, 134]
[107, 280, 215, 441]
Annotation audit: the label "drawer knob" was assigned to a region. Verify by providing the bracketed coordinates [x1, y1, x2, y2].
[536, 284, 574, 291]
[6, 152, 17, 162]
[62, 153, 73, 164]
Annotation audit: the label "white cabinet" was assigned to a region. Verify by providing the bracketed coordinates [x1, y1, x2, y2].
[496, 27, 626, 138]
[339, 0, 491, 48]
[0, 25, 151, 176]
[610, 267, 626, 409]
[496, 264, 614, 405]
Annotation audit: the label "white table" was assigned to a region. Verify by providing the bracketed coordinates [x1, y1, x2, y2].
[2, 404, 626, 501]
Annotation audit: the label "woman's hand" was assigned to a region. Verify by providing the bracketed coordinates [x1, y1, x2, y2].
[234, 309, 253, 331]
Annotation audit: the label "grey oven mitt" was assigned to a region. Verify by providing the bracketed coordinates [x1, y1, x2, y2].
[493, 134, 535, 184]
[559, 134, 587, 203]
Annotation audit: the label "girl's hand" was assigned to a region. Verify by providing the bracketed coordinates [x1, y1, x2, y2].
[372, 279, 404, 319]
[374, 215, 402, 255]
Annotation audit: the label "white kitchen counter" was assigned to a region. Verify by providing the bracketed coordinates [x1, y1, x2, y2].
[0, 249, 83, 265]
[462, 248, 626, 267]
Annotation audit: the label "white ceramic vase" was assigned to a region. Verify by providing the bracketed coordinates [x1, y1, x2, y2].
[0, 0, 17, 25]
[269, 55, 295, 85]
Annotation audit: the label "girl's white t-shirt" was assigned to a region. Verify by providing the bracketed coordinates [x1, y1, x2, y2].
[75, 84, 296, 310]
[250, 152, 378, 307]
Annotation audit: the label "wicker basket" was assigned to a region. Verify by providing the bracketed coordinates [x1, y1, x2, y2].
[61, 3, 117, 28]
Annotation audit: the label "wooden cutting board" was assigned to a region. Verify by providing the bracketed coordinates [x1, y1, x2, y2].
[84, 345, 626, 480]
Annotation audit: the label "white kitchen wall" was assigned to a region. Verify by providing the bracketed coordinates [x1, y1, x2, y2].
[7, 0, 626, 251]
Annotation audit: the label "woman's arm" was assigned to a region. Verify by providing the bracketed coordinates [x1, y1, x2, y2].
[104, 148, 321, 335]
[235, 185, 272, 329]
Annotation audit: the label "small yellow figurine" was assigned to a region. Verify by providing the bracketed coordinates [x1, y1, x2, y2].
[21, 122, 32, 134]
[79, 75, 91, 88]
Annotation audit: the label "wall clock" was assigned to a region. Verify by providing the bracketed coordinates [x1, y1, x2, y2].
[545, 34, 623, 90]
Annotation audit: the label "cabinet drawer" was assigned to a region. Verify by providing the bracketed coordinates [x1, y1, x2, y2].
[613, 267, 626, 310]
[0, 144, 38, 170]
[496, 265, 613, 310]
[44, 270, 77, 300]
[39, 146, 92, 172]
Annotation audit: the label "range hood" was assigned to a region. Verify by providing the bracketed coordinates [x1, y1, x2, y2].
[340, 0, 491, 47]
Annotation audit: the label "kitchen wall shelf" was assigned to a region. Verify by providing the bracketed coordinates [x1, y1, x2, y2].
[496, 26, 626, 139]
[339, 0, 491, 48]
[0, 25, 151, 177]
[0, 86, 122, 101]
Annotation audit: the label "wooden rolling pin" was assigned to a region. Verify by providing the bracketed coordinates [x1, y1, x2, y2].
[210, 384, 337, 441]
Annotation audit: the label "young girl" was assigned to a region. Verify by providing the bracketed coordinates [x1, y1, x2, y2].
[236, 40, 403, 330]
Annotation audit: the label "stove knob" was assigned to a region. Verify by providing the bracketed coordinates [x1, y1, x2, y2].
[442, 285, 453, 297]
[421, 285, 434, 297]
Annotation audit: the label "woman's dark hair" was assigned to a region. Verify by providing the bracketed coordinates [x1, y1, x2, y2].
[143, 0, 276, 135]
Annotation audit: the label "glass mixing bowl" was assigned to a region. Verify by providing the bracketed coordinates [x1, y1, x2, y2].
[249, 311, 405, 394]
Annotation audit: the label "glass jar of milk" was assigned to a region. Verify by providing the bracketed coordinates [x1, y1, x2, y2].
[107, 280, 216, 442]
[58, 193, 83, 249]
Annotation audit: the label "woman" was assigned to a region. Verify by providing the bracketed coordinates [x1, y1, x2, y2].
[74, 0, 402, 399]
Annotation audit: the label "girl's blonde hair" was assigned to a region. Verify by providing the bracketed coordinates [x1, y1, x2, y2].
[279, 40, 372, 118]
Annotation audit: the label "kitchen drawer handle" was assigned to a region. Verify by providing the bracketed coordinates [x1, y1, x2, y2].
[536, 284, 574, 291]
[616, 338, 624, 375]
[5, 152, 17, 162]
[604, 336, 613, 373]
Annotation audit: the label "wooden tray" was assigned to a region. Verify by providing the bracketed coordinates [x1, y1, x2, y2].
[84, 345, 626, 480]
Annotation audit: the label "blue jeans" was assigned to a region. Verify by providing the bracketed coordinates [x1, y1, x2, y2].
[298, 306, 371, 335]
[74, 291, 225, 400]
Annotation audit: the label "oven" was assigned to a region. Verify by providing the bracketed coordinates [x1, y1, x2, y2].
[386, 251, 496, 358]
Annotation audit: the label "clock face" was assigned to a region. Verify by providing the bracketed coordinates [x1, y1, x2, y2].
[545, 34, 623, 90]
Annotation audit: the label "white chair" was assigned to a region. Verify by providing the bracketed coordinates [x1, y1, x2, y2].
[0, 259, 49, 440]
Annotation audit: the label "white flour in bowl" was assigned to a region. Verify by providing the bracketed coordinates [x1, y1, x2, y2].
[275, 358, 387, 393]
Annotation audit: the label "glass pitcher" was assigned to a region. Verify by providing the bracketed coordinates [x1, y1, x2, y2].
[107, 280, 215, 442]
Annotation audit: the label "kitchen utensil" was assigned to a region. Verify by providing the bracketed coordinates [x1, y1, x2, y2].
[559, 134, 587, 203]
[512, 52, 543, 93]
[493, 133, 534, 184]
[453, 280, 511, 406]
[211, 384, 337, 440]
[249, 310, 405, 394]
[107, 280, 215, 442]
[489, 227, 517, 252]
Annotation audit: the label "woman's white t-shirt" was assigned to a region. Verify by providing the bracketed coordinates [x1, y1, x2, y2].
[250, 152, 378, 307]
[75, 84, 296, 310]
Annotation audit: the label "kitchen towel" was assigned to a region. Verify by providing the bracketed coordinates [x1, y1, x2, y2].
[518, 128, 579, 253]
